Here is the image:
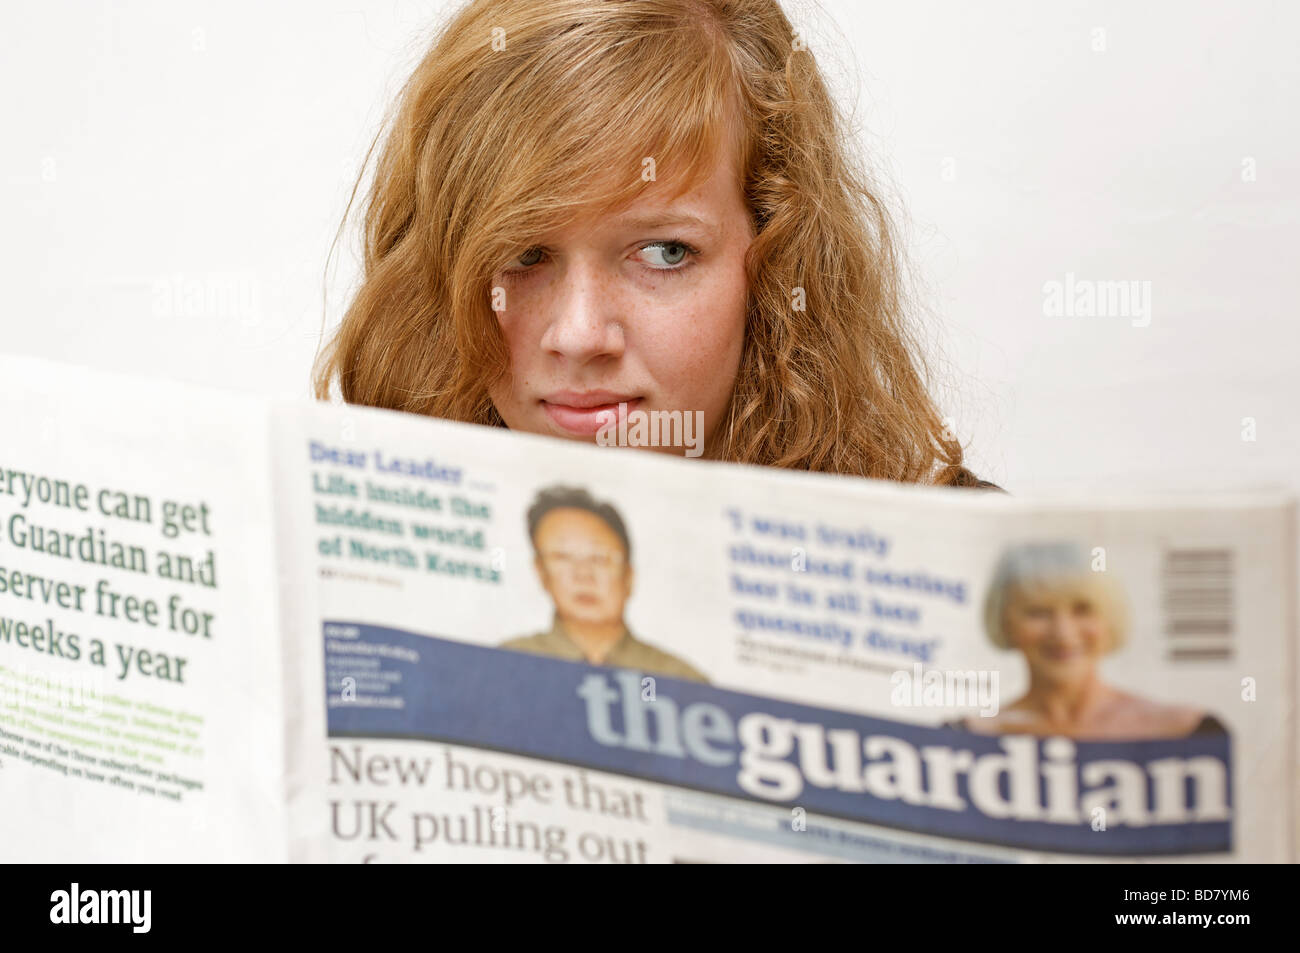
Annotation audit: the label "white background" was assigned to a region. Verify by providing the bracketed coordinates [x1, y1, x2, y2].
[2, 0, 1296, 494]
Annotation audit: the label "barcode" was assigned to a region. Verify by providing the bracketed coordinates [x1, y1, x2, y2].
[1162, 549, 1234, 662]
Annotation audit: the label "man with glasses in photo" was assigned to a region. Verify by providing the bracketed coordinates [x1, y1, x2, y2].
[501, 485, 708, 683]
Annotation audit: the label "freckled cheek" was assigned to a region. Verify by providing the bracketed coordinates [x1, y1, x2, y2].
[494, 300, 546, 376]
[487, 308, 538, 414]
[640, 295, 745, 409]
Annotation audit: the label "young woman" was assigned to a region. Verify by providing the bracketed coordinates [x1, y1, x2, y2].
[314, 0, 999, 489]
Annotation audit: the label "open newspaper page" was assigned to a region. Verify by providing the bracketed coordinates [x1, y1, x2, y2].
[275, 399, 1296, 864]
[0, 355, 289, 861]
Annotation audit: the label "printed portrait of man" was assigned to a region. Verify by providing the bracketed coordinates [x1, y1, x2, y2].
[499, 485, 707, 683]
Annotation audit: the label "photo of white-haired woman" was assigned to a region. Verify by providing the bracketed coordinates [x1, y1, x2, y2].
[946, 542, 1225, 740]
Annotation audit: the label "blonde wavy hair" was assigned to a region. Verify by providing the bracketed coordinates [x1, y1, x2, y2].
[314, 0, 983, 486]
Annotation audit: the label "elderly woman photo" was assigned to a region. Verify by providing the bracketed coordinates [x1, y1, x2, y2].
[947, 542, 1225, 740]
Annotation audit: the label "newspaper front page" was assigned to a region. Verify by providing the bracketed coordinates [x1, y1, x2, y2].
[275, 399, 1296, 864]
[1, 354, 1292, 863]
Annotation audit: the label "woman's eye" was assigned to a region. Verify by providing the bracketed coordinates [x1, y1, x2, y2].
[503, 239, 698, 279]
[640, 241, 694, 269]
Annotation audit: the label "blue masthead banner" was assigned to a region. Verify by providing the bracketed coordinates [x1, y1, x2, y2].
[322, 621, 1232, 856]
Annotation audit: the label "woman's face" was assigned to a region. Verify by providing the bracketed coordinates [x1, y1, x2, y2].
[487, 141, 754, 457]
[1003, 584, 1114, 687]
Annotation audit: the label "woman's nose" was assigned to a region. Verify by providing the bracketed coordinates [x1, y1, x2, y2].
[538, 261, 626, 363]
[1046, 608, 1082, 642]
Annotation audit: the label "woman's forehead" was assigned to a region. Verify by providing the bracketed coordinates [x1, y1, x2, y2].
[525, 135, 747, 248]
[1008, 576, 1097, 601]
[539, 190, 732, 244]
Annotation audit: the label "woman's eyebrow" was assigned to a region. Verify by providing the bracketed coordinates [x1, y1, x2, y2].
[615, 212, 718, 235]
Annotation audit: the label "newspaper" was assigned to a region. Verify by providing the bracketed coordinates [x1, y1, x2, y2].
[1, 352, 1294, 863]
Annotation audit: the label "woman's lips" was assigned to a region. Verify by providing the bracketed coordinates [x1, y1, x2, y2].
[542, 396, 641, 437]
